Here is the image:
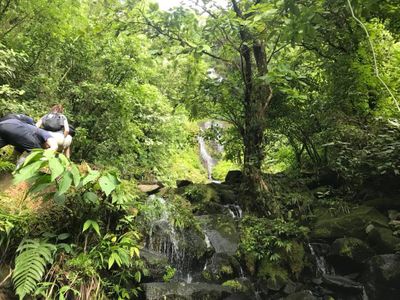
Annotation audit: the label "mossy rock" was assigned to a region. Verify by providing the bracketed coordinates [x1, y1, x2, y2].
[365, 197, 400, 211]
[312, 206, 389, 240]
[257, 259, 289, 292]
[366, 225, 400, 254]
[140, 249, 170, 281]
[202, 253, 241, 283]
[198, 214, 239, 255]
[362, 254, 400, 299]
[328, 238, 374, 273]
[178, 184, 219, 204]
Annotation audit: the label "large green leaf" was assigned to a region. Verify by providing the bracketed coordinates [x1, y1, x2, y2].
[49, 158, 64, 181]
[13, 161, 44, 184]
[70, 164, 81, 187]
[99, 174, 118, 196]
[58, 172, 72, 195]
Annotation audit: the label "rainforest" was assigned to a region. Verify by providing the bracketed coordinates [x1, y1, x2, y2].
[0, 0, 400, 299]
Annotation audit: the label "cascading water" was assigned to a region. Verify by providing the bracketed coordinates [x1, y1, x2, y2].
[198, 121, 224, 181]
[197, 134, 215, 180]
[223, 204, 243, 219]
[144, 196, 192, 280]
[308, 243, 335, 276]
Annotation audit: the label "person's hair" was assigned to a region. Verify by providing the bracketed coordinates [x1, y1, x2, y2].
[50, 104, 64, 113]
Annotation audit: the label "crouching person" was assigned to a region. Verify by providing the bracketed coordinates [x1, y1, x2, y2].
[36, 104, 72, 158]
[0, 118, 58, 167]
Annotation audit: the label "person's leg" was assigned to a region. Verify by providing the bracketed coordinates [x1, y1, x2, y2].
[63, 135, 72, 159]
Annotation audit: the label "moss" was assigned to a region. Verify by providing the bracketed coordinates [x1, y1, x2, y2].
[202, 270, 212, 281]
[287, 241, 305, 278]
[181, 184, 219, 203]
[222, 280, 247, 292]
[312, 206, 389, 240]
[258, 258, 289, 283]
[220, 265, 233, 275]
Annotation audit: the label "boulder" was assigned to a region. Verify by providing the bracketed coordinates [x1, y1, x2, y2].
[145, 219, 208, 274]
[141, 282, 233, 300]
[312, 206, 389, 240]
[197, 214, 239, 255]
[176, 180, 193, 188]
[366, 225, 400, 253]
[327, 238, 374, 273]
[365, 197, 400, 211]
[362, 254, 400, 299]
[138, 184, 163, 195]
[207, 183, 238, 205]
[322, 275, 364, 293]
[388, 210, 400, 221]
[283, 280, 302, 295]
[178, 184, 219, 204]
[202, 253, 241, 283]
[284, 290, 317, 300]
[224, 171, 243, 185]
[140, 249, 170, 282]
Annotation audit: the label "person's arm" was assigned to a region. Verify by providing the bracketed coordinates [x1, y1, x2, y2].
[36, 117, 43, 128]
[63, 117, 69, 137]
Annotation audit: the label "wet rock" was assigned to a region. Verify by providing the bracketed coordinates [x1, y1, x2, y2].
[223, 294, 253, 300]
[208, 183, 238, 205]
[312, 206, 389, 240]
[139, 184, 163, 195]
[388, 210, 400, 221]
[361, 254, 400, 299]
[178, 184, 219, 204]
[176, 180, 193, 188]
[141, 249, 170, 281]
[197, 214, 239, 255]
[146, 220, 208, 274]
[365, 196, 400, 211]
[266, 276, 287, 292]
[283, 280, 301, 295]
[327, 238, 374, 273]
[366, 225, 400, 253]
[224, 171, 243, 185]
[202, 253, 241, 283]
[221, 278, 255, 298]
[141, 282, 233, 300]
[284, 290, 317, 300]
[322, 275, 364, 293]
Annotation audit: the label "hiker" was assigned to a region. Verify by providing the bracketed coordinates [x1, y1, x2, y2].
[0, 118, 58, 166]
[36, 104, 72, 158]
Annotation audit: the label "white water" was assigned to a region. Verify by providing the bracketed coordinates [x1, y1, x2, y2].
[198, 121, 224, 180]
[198, 135, 216, 180]
[224, 204, 243, 219]
[308, 243, 335, 276]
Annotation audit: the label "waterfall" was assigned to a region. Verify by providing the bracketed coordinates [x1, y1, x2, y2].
[145, 196, 190, 276]
[223, 204, 243, 219]
[198, 121, 224, 181]
[198, 134, 215, 180]
[308, 243, 335, 276]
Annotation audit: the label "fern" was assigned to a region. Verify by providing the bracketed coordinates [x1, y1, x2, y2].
[12, 239, 57, 299]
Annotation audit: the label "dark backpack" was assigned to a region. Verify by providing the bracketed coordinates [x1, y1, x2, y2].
[42, 113, 65, 131]
[0, 113, 35, 125]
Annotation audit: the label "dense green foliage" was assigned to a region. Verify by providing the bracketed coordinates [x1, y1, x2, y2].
[0, 0, 400, 298]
